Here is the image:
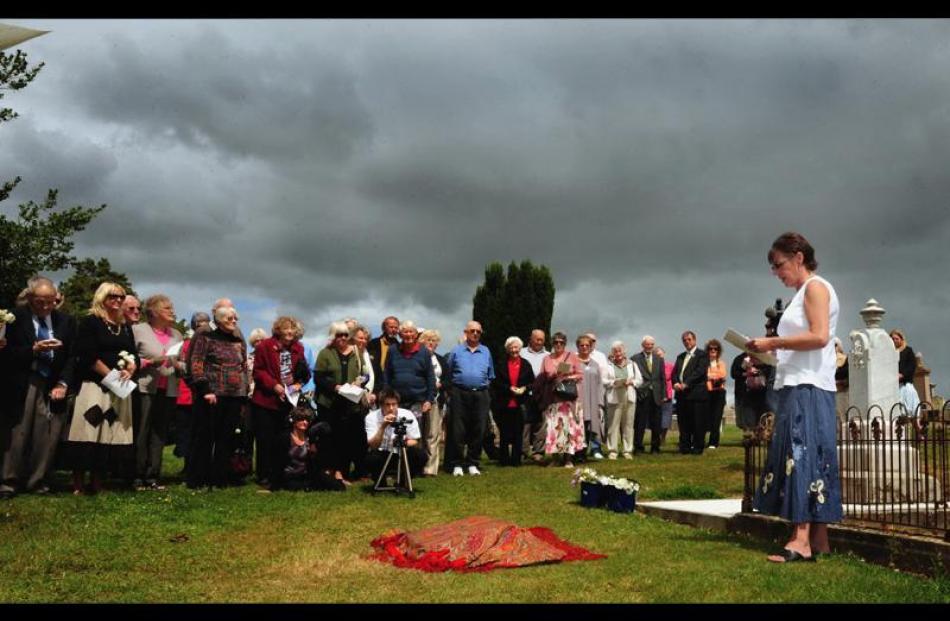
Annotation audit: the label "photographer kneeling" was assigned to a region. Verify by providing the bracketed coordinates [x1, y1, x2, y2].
[365, 388, 426, 481]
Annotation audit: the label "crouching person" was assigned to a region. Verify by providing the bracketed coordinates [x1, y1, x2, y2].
[364, 388, 425, 481]
[282, 406, 345, 491]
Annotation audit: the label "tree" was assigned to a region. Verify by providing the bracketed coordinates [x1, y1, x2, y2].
[0, 47, 107, 308]
[58, 257, 136, 318]
[472, 260, 555, 365]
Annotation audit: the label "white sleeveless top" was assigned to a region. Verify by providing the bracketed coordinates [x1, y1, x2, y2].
[774, 274, 839, 391]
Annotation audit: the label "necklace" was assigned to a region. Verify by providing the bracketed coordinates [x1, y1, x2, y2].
[104, 319, 121, 336]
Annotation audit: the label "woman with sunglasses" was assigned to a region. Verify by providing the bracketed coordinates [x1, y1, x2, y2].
[533, 331, 585, 467]
[249, 315, 310, 490]
[704, 339, 727, 450]
[748, 231, 841, 563]
[66, 283, 138, 495]
[314, 321, 368, 485]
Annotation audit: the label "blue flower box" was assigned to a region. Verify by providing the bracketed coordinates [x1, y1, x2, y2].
[604, 487, 637, 513]
[580, 482, 606, 508]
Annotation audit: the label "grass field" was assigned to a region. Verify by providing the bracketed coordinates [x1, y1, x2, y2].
[1, 426, 948, 603]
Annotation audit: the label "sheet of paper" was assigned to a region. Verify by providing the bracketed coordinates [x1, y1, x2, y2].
[556, 361, 572, 375]
[164, 341, 183, 358]
[102, 369, 137, 399]
[285, 384, 300, 407]
[337, 382, 366, 404]
[723, 328, 778, 366]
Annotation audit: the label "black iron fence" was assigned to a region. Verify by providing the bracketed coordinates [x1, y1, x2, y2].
[743, 401, 949, 540]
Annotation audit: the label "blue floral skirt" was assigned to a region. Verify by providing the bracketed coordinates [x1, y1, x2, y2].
[753, 384, 843, 523]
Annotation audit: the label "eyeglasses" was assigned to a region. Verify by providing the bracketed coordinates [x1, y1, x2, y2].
[126, 306, 141, 312]
[552, 340, 566, 345]
[106, 293, 124, 300]
[467, 329, 482, 334]
[335, 332, 350, 338]
[769, 259, 788, 272]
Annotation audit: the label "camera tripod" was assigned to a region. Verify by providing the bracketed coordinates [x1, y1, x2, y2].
[372, 441, 415, 498]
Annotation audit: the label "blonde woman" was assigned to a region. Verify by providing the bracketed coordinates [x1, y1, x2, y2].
[419, 329, 447, 475]
[601, 341, 642, 459]
[66, 282, 139, 495]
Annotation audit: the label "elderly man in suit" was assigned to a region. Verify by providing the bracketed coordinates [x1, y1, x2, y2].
[367, 316, 400, 396]
[631, 335, 666, 454]
[672, 330, 709, 455]
[0, 277, 76, 497]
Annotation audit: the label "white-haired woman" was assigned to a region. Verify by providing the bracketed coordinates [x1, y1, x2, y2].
[66, 282, 139, 495]
[490, 336, 536, 466]
[575, 334, 605, 460]
[131, 293, 183, 491]
[314, 320, 367, 484]
[187, 305, 249, 489]
[601, 340, 643, 459]
[419, 329, 447, 475]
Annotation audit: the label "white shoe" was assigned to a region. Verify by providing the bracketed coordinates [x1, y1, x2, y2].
[453, 466, 464, 477]
[607, 452, 618, 460]
[708, 445, 717, 450]
[593, 452, 604, 460]
[622, 453, 633, 460]
[563, 460, 574, 468]
[467, 466, 481, 476]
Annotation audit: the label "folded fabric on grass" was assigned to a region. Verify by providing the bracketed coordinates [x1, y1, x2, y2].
[370, 515, 606, 573]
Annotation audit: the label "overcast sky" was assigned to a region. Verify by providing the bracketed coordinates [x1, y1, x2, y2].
[3, 19, 948, 400]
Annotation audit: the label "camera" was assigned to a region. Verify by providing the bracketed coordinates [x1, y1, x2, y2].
[765, 298, 785, 337]
[390, 416, 410, 449]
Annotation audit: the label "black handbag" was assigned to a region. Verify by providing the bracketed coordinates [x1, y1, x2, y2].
[554, 378, 578, 400]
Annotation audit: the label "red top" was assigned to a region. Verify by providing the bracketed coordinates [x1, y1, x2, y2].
[176, 338, 193, 406]
[400, 342, 422, 358]
[507, 357, 522, 408]
[251, 337, 310, 411]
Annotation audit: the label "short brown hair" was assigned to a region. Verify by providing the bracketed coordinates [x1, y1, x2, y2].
[272, 315, 298, 337]
[769, 231, 818, 271]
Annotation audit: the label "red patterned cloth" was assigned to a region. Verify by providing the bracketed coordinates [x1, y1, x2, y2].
[370, 515, 606, 573]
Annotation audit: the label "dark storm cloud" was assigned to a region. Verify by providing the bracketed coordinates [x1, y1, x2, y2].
[5, 19, 949, 392]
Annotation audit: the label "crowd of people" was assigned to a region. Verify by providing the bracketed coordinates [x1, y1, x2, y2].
[0, 281, 761, 499]
[0, 235, 923, 520]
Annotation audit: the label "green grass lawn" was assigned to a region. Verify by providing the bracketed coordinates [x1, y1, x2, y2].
[1, 426, 948, 603]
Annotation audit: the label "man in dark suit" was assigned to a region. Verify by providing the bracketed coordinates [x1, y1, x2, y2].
[0, 277, 76, 497]
[366, 316, 399, 395]
[672, 330, 709, 455]
[631, 335, 665, 454]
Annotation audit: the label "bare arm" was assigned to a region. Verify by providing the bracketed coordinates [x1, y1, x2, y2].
[748, 280, 830, 353]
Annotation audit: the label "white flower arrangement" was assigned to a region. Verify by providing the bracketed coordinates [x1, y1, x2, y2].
[0, 309, 15, 325]
[116, 350, 136, 370]
[762, 472, 774, 494]
[572, 468, 640, 495]
[785, 458, 795, 476]
[809, 479, 826, 504]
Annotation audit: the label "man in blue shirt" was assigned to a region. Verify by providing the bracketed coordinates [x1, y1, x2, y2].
[444, 321, 495, 476]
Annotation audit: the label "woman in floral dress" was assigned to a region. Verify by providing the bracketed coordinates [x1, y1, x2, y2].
[533, 332, 585, 467]
[748, 231, 842, 563]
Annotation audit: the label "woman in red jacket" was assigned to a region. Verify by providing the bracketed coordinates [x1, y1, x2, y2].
[250, 316, 311, 490]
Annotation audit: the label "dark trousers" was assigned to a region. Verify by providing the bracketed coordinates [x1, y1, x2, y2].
[319, 405, 367, 478]
[133, 393, 173, 483]
[447, 388, 490, 469]
[251, 403, 290, 485]
[707, 390, 726, 447]
[365, 445, 426, 480]
[188, 396, 242, 488]
[496, 405, 524, 466]
[676, 397, 709, 454]
[634, 397, 662, 451]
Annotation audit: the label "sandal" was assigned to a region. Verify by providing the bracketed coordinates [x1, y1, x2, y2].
[767, 548, 815, 563]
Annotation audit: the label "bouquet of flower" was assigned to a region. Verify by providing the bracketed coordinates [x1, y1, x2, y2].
[0, 309, 14, 340]
[116, 350, 136, 370]
[571, 468, 640, 496]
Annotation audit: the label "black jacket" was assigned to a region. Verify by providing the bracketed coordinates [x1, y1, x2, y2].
[0, 306, 77, 407]
[631, 351, 665, 406]
[491, 357, 536, 412]
[672, 348, 709, 402]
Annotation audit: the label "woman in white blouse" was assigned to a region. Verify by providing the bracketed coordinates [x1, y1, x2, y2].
[600, 341, 643, 459]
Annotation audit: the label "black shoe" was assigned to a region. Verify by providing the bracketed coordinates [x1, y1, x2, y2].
[31, 485, 52, 495]
[0, 490, 15, 500]
[650, 448, 661, 454]
[634, 448, 645, 455]
[691, 449, 704, 455]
